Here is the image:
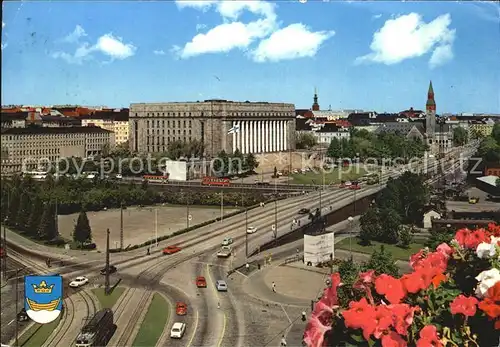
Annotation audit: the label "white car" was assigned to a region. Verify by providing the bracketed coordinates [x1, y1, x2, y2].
[69, 276, 89, 288]
[170, 322, 186, 339]
[246, 226, 257, 234]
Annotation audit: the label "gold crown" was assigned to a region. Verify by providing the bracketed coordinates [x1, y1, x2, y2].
[32, 281, 54, 294]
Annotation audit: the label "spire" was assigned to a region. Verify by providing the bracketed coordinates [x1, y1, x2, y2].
[426, 80, 436, 112]
[312, 87, 320, 111]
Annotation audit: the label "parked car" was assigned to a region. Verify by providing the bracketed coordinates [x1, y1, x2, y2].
[216, 280, 228, 291]
[221, 238, 233, 246]
[69, 276, 89, 288]
[163, 245, 182, 255]
[196, 276, 207, 288]
[176, 302, 187, 315]
[100, 265, 117, 275]
[246, 226, 257, 234]
[298, 208, 310, 215]
[170, 322, 186, 339]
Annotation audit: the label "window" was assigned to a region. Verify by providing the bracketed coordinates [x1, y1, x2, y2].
[177, 120, 180, 127]
[189, 120, 192, 127]
[183, 120, 186, 127]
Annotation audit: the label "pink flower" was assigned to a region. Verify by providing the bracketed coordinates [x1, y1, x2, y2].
[354, 270, 376, 304]
[410, 249, 426, 269]
[303, 314, 332, 347]
[436, 243, 453, 258]
[450, 295, 478, 317]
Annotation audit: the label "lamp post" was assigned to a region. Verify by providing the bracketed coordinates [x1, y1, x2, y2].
[120, 201, 124, 250]
[347, 216, 354, 257]
[104, 228, 110, 295]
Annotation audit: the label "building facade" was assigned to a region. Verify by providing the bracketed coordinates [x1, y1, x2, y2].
[129, 100, 296, 156]
[0, 126, 115, 173]
[80, 109, 129, 146]
[424, 81, 453, 154]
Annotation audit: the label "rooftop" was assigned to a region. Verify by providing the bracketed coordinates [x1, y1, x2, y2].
[1, 126, 112, 135]
[477, 175, 500, 187]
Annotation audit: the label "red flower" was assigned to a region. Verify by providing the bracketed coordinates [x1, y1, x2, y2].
[303, 313, 332, 347]
[389, 304, 418, 336]
[342, 298, 377, 340]
[450, 295, 478, 317]
[401, 272, 423, 294]
[454, 228, 491, 249]
[431, 273, 447, 289]
[320, 273, 342, 308]
[373, 305, 393, 339]
[416, 325, 443, 347]
[354, 270, 376, 304]
[410, 249, 426, 269]
[375, 274, 406, 304]
[312, 300, 334, 324]
[478, 281, 500, 329]
[487, 223, 500, 237]
[381, 331, 407, 347]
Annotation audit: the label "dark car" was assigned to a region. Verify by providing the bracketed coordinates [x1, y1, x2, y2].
[100, 265, 117, 275]
[17, 308, 29, 322]
[298, 208, 310, 215]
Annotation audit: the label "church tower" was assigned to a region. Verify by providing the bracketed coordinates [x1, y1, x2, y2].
[312, 88, 320, 111]
[425, 81, 436, 139]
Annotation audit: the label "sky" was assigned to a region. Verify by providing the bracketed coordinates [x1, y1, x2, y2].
[1, 1, 499, 113]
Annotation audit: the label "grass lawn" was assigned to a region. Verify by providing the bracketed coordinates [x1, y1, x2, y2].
[19, 319, 60, 347]
[291, 167, 367, 185]
[336, 237, 425, 261]
[91, 287, 125, 309]
[132, 293, 170, 347]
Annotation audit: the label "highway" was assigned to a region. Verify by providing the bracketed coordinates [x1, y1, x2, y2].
[1, 145, 476, 346]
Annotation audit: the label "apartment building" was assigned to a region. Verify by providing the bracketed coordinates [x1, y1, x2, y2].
[0, 126, 115, 173]
[80, 109, 129, 145]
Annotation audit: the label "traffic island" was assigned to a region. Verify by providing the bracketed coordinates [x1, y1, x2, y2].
[132, 293, 170, 347]
[91, 286, 125, 309]
[335, 237, 425, 260]
[16, 318, 60, 347]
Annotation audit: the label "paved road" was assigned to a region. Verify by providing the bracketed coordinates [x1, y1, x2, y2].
[1, 147, 475, 346]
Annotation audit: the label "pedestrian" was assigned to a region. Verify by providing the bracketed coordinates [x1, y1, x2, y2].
[281, 335, 287, 346]
[147, 247, 150, 255]
[272, 281, 276, 293]
[217, 302, 220, 309]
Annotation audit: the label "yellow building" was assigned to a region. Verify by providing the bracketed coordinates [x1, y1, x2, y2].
[469, 120, 495, 138]
[80, 109, 129, 145]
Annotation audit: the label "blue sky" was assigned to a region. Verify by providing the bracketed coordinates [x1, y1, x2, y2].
[1, 1, 499, 113]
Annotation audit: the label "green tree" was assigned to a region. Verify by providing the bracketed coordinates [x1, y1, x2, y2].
[359, 207, 381, 245]
[337, 258, 362, 306]
[73, 210, 92, 247]
[496, 177, 500, 187]
[37, 203, 53, 240]
[398, 225, 414, 249]
[327, 138, 342, 159]
[27, 196, 43, 237]
[231, 148, 244, 174]
[7, 188, 20, 225]
[16, 192, 32, 231]
[244, 153, 258, 173]
[363, 245, 399, 277]
[379, 208, 402, 244]
[295, 132, 317, 150]
[453, 127, 468, 146]
[492, 123, 500, 145]
[425, 227, 454, 250]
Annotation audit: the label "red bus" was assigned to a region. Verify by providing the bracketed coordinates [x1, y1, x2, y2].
[202, 176, 230, 186]
[143, 175, 169, 183]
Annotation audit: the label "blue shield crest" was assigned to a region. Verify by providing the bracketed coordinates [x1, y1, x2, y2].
[24, 275, 63, 324]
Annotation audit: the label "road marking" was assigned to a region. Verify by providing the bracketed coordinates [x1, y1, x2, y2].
[280, 304, 292, 324]
[217, 313, 227, 347]
[192, 261, 226, 268]
[206, 263, 220, 303]
[186, 310, 199, 347]
[235, 270, 248, 278]
[7, 319, 14, 326]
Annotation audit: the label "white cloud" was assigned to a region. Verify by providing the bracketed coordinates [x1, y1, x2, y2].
[173, 0, 331, 61]
[2, 21, 5, 28]
[174, 0, 277, 59]
[252, 23, 334, 62]
[356, 13, 456, 67]
[63, 25, 87, 43]
[429, 44, 453, 68]
[1, 43, 7, 50]
[53, 28, 136, 64]
[372, 14, 382, 19]
[153, 50, 166, 55]
[176, 0, 217, 11]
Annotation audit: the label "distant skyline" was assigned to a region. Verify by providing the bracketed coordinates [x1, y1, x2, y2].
[1, 1, 499, 113]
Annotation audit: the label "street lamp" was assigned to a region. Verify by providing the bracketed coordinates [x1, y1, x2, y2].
[347, 216, 354, 256]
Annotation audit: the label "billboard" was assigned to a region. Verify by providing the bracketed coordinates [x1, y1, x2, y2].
[163, 160, 188, 181]
[303, 232, 334, 266]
